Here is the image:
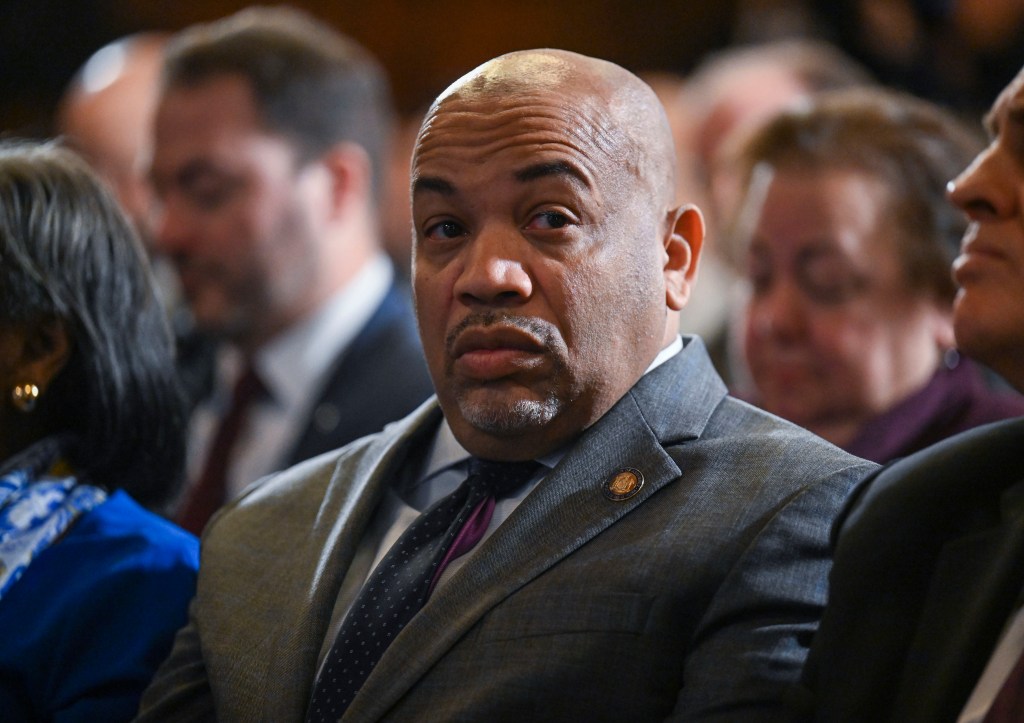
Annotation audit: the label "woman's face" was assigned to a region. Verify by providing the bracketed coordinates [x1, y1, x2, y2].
[742, 167, 951, 443]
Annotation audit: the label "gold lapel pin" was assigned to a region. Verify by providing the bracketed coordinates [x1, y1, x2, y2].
[603, 468, 644, 501]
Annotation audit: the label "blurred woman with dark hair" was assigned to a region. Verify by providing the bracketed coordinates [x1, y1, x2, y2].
[0, 140, 197, 720]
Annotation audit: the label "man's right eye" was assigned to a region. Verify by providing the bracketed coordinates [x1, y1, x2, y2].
[424, 220, 465, 240]
[189, 186, 233, 211]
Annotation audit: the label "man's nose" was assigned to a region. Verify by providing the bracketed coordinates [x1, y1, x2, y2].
[749, 279, 808, 342]
[454, 224, 533, 307]
[947, 145, 1017, 223]
[151, 196, 193, 255]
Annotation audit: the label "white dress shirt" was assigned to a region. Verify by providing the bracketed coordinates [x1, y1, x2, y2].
[959, 600, 1024, 722]
[187, 254, 393, 499]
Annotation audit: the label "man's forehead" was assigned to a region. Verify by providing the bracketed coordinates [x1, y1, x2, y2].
[423, 69, 613, 138]
[413, 89, 628, 179]
[154, 78, 277, 156]
[413, 157, 594, 202]
[412, 50, 673, 206]
[423, 90, 616, 139]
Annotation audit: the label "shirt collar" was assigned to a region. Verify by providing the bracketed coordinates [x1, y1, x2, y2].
[226, 254, 393, 410]
[648, 334, 682, 373]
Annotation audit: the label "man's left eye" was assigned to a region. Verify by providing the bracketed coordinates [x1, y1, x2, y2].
[527, 211, 570, 230]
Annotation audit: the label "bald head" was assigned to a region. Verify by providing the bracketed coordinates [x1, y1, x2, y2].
[410, 49, 703, 459]
[421, 49, 678, 210]
[58, 34, 167, 237]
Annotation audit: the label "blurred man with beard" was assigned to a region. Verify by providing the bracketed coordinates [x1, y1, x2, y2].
[146, 8, 432, 534]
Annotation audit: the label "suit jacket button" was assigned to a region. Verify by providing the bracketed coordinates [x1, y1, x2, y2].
[603, 468, 644, 501]
[313, 402, 340, 434]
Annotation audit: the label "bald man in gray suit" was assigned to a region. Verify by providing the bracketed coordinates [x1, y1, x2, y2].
[138, 48, 874, 722]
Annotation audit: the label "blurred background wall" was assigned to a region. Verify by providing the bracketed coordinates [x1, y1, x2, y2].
[4, 0, 1024, 138]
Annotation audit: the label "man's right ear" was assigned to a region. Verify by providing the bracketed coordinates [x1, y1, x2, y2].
[320, 142, 373, 219]
[663, 204, 705, 311]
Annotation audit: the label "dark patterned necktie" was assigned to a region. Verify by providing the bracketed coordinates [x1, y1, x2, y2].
[305, 457, 540, 722]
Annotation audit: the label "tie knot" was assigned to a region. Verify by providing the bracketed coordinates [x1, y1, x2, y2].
[232, 363, 266, 404]
[466, 458, 540, 500]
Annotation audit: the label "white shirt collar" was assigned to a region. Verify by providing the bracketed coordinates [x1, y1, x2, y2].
[244, 253, 393, 410]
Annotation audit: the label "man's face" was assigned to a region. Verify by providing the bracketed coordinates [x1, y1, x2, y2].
[411, 85, 673, 460]
[150, 74, 330, 348]
[948, 69, 1024, 387]
[743, 167, 948, 440]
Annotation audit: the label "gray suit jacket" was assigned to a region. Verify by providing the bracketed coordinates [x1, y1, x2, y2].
[137, 338, 875, 722]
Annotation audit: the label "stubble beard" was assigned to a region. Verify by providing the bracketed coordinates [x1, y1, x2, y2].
[456, 390, 562, 436]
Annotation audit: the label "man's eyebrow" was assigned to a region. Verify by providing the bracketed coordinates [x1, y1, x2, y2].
[1008, 104, 1024, 132]
[983, 107, 997, 138]
[514, 161, 589, 187]
[985, 101, 1024, 138]
[149, 159, 214, 191]
[412, 176, 455, 195]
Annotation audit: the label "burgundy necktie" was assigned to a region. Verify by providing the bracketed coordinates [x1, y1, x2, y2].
[176, 364, 264, 535]
[305, 457, 539, 722]
[984, 647, 1024, 721]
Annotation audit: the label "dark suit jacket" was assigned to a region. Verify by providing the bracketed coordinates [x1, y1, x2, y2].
[138, 338, 875, 722]
[804, 417, 1024, 722]
[283, 281, 434, 466]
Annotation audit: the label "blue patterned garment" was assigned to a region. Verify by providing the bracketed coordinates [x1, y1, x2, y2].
[0, 440, 106, 600]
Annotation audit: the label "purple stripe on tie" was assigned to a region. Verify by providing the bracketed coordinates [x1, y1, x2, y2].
[427, 495, 496, 596]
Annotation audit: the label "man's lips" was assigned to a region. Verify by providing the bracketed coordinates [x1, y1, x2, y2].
[450, 326, 546, 379]
[172, 258, 217, 296]
[954, 232, 1011, 284]
[752, 359, 817, 390]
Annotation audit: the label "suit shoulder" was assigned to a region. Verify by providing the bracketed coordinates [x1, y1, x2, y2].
[703, 395, 876, 479]
[206, 400, 438, 542]
[654, 396, 876, 531]
[842, 417, 1024, 537]
[317, 284, 432, 407]
[208, 430, 385, 534]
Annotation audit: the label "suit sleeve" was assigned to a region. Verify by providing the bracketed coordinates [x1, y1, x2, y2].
[669, 465, 868, 722]
[134, 595, 217, 722]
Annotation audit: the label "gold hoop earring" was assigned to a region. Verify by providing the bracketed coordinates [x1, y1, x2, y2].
[11, 383, 39, 413]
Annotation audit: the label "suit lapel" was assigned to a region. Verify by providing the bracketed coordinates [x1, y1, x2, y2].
[253, 402, 442, 718]
[893, 482, 1024, 722]
[346, 338, 727, 720]
[284, 281, 429, 466]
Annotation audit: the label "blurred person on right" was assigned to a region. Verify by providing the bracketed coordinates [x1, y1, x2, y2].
[734, 88, 1024, 464]
[799, 66, 1024, 722]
